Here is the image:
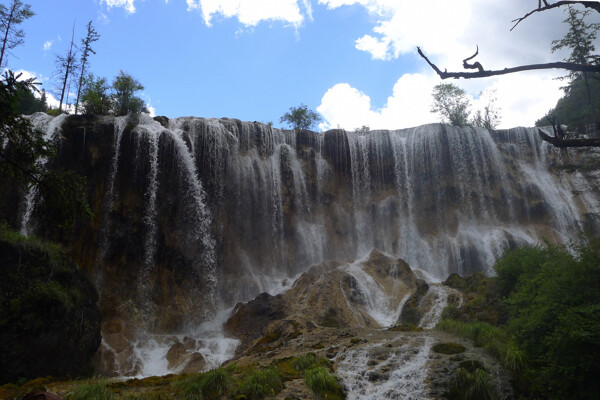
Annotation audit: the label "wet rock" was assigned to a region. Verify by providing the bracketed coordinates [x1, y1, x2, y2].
[166, 342, 187, 370]
[181, 352, 206, 374]
[224, 292, 287, 349]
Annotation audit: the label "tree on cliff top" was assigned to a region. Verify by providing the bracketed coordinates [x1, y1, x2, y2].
[0, 0, 34, 69]
[280, 103, 322, 131]
[112, 70, 147, 116]
[430, 83, 471, 127]
[75, 20, 100, 115]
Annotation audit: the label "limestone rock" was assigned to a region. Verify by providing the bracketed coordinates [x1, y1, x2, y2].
[181, 352, 206, 374]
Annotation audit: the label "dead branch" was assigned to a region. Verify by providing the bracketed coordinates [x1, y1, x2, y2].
[463, 46, 484, 72]
[538, 128, 600, 147]
[417, 47, 600, 79]
[512, 1, 600, 31]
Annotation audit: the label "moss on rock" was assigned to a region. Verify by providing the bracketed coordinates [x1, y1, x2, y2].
[0, 225, 101, 383]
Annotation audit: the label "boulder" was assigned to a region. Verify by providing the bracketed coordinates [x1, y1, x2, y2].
[181, 352, 206, 374]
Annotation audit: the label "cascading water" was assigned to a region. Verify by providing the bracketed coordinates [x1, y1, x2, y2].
[14, 114, 600, 378]
[19, 113, 69, 236]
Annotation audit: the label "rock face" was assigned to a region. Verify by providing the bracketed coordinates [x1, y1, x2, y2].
[223, 253, 509, 399]
[0, 230, 101, 383]
[2, 113, 600, 376]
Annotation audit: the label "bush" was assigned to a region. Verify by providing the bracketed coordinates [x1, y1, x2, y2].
[449, 367, 493, 400]
[176, 368, 229, 400]
[304, 367, 343, 400]
[237, 368, 282, 400]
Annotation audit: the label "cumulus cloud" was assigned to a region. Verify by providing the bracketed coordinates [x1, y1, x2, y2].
[186, 0, 308, 27]
[316, 0, 587, 130]
[100, 0, 136, 13]
[317, 0, 595, 68]
[318, 72, 563, 130]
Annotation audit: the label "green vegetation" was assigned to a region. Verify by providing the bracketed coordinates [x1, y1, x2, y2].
[0, 70, 91, 231]
[68, 380, 115, 400]
[176, 368, 229, 400]
[0, 0, 35, 69]
[447, 367, 493, 400]
[431, 84, 501, 129]
[304, 366, 344, 400]
[430, 83, 471, 127]
[0, 223, 101, 384]
[439, 240, 600, 399]
[432, 342, 466, 355]
[79, 71, 147, 116]
[236, 368, 282, 400]
[536, 6, 600, 134]
[280, 103, 322, 131]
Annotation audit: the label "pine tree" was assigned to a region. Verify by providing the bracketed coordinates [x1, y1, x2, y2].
[55, 23, 79, 113]
[0, 0, 34, 69]
[74, 21, 100, 115]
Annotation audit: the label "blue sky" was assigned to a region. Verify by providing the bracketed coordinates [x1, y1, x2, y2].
[7, 0, 600, 129]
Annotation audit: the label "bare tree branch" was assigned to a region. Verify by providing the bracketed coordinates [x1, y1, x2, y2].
[417, 46, 600, 79]
[463, 45, 484, 72]
[538, 128, 600, 146]
[511, 1, 600, 31]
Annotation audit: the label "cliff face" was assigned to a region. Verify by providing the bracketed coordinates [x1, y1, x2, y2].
[3, 113, 600, 336]
[0, 227, 101, 383]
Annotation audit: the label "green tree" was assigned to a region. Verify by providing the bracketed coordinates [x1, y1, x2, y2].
[80, 74, 112, 115]
[494, 242, 600, 399]
[111, 70, 146, 116]
[280, 103, 322, 131]
[430, 83, 471, 127]
[74, 20, 100, 115]
[17, 86, 47, 114]
[0, 70, 90, 230]
[0, 0, 34, 69]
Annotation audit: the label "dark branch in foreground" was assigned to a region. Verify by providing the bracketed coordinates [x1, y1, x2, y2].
[538, 128, 600, 147]
[511, 1, 600, 31]
[417, 47, 600, 79]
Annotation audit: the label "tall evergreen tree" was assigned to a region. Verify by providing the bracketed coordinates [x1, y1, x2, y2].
[55, 23, 79, 113]
[74, 20, 99, 115]
[0, 0, 34, 69]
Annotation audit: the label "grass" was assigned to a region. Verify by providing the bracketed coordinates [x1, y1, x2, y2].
[448, 367, 493, 400]
[67, 380, 115, 400]
[304, 366, 344, 400]
[236, 368, 282, 400]
[437, 319, 524, 373]
[176, 368, 229, 400]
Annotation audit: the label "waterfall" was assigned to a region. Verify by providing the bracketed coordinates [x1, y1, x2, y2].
[14, 115, 600, 378]
[19, 113, 68, 236]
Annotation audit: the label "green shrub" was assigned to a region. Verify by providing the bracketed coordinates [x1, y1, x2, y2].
[176, 368, 229, 400]
[237, 368, 282, 400]
[304, 367, 343, 400]
[449, 368, 493, 400]
[291, 353, 317, 371]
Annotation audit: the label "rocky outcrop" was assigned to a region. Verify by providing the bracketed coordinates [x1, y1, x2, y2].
[0, 229, 101, 383]
[2, 114, 600, 377]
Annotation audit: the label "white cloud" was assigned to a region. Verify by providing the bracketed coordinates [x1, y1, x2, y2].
[316, 0, 587, 130]
[186, 0, 308, 27]
[101, 0, 136, 13]
[13, 69, 60, 109]
[43, 40, 53, 51]
[318, 0, 598, 69]
[318, 71, 563, 130]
